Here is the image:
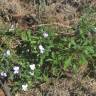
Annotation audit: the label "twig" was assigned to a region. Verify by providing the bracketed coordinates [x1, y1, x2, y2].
[58, 32, 75, 36]
[30, 23, 72, 28]
[29, 23, 75, 36]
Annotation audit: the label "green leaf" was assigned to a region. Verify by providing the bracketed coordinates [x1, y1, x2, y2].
[73, 64, 78, 72]
[21, 31, 31, 41]
[64, 57, 71, 70]
[21, 32, 28, 41]
[79, 55, 88, 65]
[84, 46, 94, 55]
[43, 74, 49, 82]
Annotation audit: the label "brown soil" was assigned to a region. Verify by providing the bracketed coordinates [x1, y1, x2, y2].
[0, 89, 5, 96]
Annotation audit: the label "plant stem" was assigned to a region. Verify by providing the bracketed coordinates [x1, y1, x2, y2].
[0, 80, 12, 96]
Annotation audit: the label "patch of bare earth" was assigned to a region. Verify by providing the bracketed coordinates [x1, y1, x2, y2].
[0, 89, 5, 96]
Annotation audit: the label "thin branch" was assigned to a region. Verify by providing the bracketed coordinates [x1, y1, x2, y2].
[58, 32, 75, 36]
[30, 23, 72, 28]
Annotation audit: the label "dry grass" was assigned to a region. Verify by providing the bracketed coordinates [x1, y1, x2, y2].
[0, 0, 95, 31]
[0, 0, 83, 30]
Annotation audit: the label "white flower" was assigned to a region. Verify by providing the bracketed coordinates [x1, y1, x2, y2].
[29, 64, 35, 70]
[13, 66, 19, 74]
[29, 71, 34, 76]
[13, 66, 19, 71]
[0, 72, 7, 77]
[14, 70, 19, 74]
[4, 50, 11, 57]
[6, 50, 10, 55]
[43, 32, 48, 38]
[39, 45, 45, 54]
[26, 49, 30, 52]
[9, 24, 15, 32]
[15, 93, 19, 96]
[94, 27, 96, 32]
[22, 84, 28, 91]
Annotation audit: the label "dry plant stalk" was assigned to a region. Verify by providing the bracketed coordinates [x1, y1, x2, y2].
[0, 80, 12, 96]
[30, 22, 72, 28]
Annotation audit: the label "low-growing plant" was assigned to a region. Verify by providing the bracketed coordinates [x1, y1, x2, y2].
[0, 7, 96, 95]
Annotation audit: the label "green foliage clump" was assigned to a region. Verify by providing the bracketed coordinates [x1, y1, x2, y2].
[0, 8, 96, 94]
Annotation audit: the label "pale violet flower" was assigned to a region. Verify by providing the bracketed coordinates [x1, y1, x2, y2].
[43, 32, 48, 38]
[29, 64, 35, 70]
[4, 50, 11, 57]
[22, 84, 28, 91]
[13, 66, 19, 74]
[0, 72, 7, 77]
[39, 45, 45, 54]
